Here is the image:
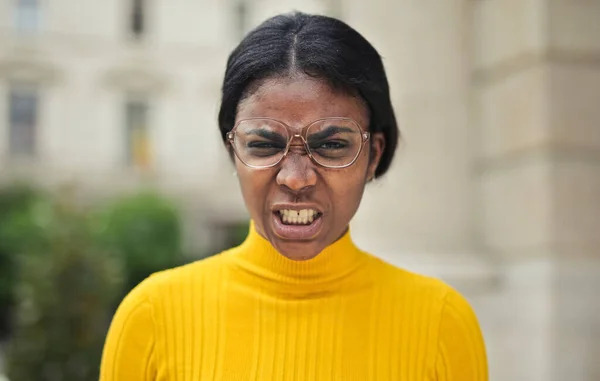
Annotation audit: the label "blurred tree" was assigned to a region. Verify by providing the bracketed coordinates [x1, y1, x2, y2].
[5, 196, 122, 381]
[92, 191, 186, 302]
[225, 221, 250, 249]
[0, 183, 44, 339]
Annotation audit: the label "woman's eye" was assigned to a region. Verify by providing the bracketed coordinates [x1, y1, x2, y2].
[247, 141, 283, 149]
[315, 141, 348, 150]
[244, 141, 286, 157]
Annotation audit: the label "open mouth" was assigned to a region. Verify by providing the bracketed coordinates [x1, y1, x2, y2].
[271, 207, 324, 240]
[276, 209, 322, 225]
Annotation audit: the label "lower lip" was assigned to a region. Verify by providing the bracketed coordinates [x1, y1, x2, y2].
[271, 212, 323, 240]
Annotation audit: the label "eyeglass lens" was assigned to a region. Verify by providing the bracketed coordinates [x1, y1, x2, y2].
[232, 118, 363, 168]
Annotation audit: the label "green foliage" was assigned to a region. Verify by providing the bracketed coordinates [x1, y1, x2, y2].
[92, 191, 185, 299]
[0, 185, 188, 380]
[226, 221, 250, 249]
[0, 183, 45, 339]
[5, 198, 122, 381]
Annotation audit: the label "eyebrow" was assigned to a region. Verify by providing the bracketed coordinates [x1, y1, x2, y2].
[243, 128, 287, 143]
[307, 126, 355, 143]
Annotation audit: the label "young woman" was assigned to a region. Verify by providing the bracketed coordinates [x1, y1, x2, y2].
[100, 12, 488, 381]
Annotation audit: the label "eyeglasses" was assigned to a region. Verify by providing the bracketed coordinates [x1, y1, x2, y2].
[226, 117, 371, 169]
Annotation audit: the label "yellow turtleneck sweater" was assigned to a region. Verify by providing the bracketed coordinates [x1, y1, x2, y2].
[100, 223, 488, 381]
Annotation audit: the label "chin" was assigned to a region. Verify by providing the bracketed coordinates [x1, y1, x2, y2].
[263, 211, 329, 260]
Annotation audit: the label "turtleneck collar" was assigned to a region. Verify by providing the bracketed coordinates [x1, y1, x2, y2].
[229, 221, 368, 293]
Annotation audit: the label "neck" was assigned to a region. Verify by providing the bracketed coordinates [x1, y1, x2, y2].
[229, 221, 368, 295]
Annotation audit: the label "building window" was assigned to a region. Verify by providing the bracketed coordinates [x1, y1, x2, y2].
[8, 85, 38, 158]
[14, 0, 40, 34]
[124, 99, 152, 169]
[130, 0, 145, 38]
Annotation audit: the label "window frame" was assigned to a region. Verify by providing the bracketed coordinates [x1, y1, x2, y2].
[7, 82, 40, 159]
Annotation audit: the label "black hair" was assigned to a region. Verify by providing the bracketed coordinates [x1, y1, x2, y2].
[218, 11, 399, 178]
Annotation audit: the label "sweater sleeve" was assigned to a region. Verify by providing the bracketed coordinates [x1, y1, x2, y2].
[100, 278, 156, 381]
[435, 287, 488, 381]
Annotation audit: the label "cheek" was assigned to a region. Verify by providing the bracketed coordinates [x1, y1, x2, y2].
[236, 166, 273, 211]
[324, 167, 368, 209]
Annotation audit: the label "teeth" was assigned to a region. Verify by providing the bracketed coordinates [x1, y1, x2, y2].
[278, 209, 319, 225]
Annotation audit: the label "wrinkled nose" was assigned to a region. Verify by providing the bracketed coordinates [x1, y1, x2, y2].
[276, 147, 317, 193]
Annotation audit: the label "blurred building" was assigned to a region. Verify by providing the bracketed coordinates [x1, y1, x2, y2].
[0, 1, 599, 380]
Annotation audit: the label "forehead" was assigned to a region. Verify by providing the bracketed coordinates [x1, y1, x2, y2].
[236, 76, 368, 130]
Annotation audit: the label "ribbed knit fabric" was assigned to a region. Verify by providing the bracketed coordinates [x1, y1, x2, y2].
[100, 222, 488, 381]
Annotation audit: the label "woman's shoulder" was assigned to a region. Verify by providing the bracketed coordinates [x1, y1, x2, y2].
[363, 252, 466, 305]
[129, 250, 233, 301]
[363, 252, 483, 339]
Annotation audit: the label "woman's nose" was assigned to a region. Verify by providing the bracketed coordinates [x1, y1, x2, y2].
[275, 152, 317, 193]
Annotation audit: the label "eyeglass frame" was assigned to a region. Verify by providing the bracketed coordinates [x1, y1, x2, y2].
[226, 117, 371, 169]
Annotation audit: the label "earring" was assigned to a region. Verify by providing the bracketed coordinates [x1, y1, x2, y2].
[232, 171, 237, 177]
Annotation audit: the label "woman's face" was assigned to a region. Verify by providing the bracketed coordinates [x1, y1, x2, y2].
[233, 76, 384, 260]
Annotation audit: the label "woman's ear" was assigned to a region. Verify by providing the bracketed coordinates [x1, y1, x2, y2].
[367, 132, 385, 181]
[225, 139, 235, 160]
